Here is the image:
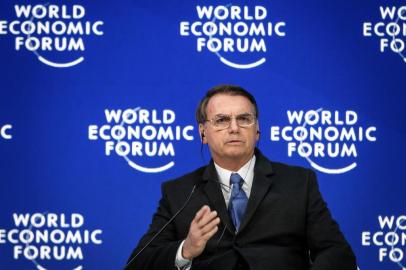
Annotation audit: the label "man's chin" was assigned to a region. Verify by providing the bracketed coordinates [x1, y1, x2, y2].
[224, 149, 248, 159]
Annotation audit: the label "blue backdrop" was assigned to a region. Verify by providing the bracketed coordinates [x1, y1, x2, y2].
[0, 0, 405, 269]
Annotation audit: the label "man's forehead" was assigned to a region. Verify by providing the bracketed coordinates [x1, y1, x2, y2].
[206, 94, 254, 115]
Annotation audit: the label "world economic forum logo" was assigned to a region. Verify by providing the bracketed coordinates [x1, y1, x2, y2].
[363, 6, 406, 63]
[0, 4, 104, 68]
[362, 215, 406, 270]
[0, 212, 103, 270]
[88, 107, 195, 173]
[269, 109, 377, 174]
[180, 5, 286, 69]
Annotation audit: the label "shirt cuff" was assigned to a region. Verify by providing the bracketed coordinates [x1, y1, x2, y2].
[175, 240, 192, 269]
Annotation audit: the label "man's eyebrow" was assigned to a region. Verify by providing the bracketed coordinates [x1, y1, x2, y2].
[214, 113, 230, 117]
[213, 112, 253, 117]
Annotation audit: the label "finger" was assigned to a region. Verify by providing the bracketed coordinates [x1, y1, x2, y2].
[202, 225, 219, 241]
[197, 210, 218, 228]
[194, 208, 212, 227]
[201, 217, 220, 235]
[199, 210, 218, 227]
[193, 205, 210, 224]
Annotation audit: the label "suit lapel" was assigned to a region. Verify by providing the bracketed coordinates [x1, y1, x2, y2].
[238, 150, 274, 233]
[202, 162, 236, 234]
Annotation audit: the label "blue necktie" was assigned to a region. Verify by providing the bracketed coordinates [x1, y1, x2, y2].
[228, 173, 248, 231]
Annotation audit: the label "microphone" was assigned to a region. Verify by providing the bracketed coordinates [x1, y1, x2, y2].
[208, 178, 231, 191]
[203, 178, 231, 247]
[124, 183, 200, 270]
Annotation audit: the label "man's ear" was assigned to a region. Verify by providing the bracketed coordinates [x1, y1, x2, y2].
[255, 121, 260, 141]
[199, 123, 207, 144]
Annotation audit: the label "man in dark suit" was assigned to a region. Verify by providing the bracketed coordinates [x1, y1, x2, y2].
[126, 85, 357, 270]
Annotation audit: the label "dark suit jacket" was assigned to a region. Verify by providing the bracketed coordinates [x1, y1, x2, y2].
[127, 149, 357, 270]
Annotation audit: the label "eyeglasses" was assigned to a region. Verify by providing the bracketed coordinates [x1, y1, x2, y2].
[206, 113, 256, 130]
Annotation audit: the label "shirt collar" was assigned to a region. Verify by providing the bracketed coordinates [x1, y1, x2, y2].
[214, 155, 256, 189]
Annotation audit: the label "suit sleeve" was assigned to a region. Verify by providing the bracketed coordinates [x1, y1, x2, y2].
[305, 170, 357, 270]
[126, 182, 183, 270]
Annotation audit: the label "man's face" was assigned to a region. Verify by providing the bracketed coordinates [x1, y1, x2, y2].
[200, 94, 259, 164]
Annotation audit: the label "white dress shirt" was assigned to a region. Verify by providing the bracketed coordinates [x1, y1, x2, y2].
[175, 156, 256, 269]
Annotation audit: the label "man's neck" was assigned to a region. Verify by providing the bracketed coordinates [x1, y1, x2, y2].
[213, 154, 254, 172]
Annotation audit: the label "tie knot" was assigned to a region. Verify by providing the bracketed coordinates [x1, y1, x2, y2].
[230, 173, 243, 186]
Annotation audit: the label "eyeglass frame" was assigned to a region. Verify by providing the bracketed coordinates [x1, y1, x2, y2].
[204, 113, 257, 130]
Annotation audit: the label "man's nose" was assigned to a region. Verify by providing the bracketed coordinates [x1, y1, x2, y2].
[228, 117, 240, 132]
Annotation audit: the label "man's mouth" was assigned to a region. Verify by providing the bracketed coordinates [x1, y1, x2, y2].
[226, 140, 244, 144]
